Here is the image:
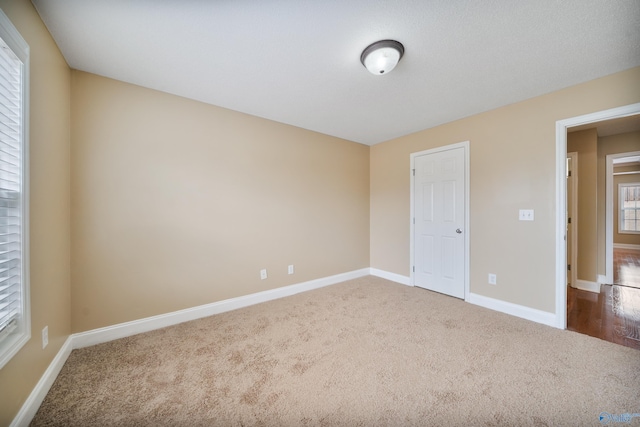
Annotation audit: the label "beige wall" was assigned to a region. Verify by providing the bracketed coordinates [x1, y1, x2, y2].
[0, 2, 638, 422]
[370, 67, 640, 313]
[70, 71, 370, 332]
[0, 1, 71, 425]
[567, 128, 598, 282]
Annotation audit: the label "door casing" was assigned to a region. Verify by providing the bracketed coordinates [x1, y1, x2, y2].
[567, 151, 578, 288]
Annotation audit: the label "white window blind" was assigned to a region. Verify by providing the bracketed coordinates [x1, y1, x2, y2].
[0, 36, 22, 342]
[0, 9, 29, 370]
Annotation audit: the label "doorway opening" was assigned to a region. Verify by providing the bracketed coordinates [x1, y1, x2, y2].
[555, 103, 640, 327]
[556, 103, 640, 349]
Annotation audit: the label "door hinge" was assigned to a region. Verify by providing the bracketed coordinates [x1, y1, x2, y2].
[568, 170, 572, 177]
[413, 217, 415, 224]
[412, 169, 415, 176]
[568, 217, 571, 224]
[412, 266, 415, 272]
[567, 264, 571, 271]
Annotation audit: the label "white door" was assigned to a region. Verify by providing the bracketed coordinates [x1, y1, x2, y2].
[413, 146, 466, 298]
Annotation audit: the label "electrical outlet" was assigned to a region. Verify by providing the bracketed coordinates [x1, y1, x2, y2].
[488, 274, 497, 285]
[519, 209, 534, 221]
[42, 326, 48, 349]
[260, 269, 267, 280]
[288, 265, 294, 275]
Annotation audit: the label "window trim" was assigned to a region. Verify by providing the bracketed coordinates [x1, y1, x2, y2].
[0, 9, 30, 370]
[618, 182, 640, 235]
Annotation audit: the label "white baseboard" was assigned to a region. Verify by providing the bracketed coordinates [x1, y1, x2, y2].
[467, 292, 558, 328]
[72, 268, 370, 349]
[10, 337, 73, 427]
[614, 243, 640, 251]
[574, 279, 600, 293]
[10, 269, 567, 426]
[369, 268, 411, 286]
[12, 268, 371, 426]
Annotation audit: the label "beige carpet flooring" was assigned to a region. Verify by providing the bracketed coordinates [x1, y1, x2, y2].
[31, 276, 640, 426]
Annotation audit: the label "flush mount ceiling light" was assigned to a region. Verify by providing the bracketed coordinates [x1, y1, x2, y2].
[360, 40, 404, 75]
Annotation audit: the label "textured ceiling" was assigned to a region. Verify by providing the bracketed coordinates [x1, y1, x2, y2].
[32, 0, 640, 145]
[569, 115, 640, 137]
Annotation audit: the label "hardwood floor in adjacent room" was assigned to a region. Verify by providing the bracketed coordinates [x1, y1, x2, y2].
[614, 248, 640, 289]
[567, 248, 640, 350]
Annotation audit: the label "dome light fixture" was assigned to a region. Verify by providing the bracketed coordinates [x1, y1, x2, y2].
[360, 40, 404, 75]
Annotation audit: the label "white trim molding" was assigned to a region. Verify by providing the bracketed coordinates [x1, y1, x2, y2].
[369, 268, 411, 286]
[9, 337, 73, 427]
[467, 293, 559, 329]
[12, 269, 371, 426]
[613, 243, 640, 251]
[574, 280, 600, 293]
[566, 151, 578, 289]
[12, 268, 583, 426]
[555, 102, 640, 330]
[73, 268, 370, 349]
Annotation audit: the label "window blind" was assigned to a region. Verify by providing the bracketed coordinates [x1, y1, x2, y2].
[0, 37, 22, 344]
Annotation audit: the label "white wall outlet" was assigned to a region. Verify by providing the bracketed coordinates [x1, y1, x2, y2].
[42, 326, 48, 349]
[518, 209, 534, 221]
[288, 265, 294, 275]
[260, 269, 267, 280]
[488, 274, 497, 285]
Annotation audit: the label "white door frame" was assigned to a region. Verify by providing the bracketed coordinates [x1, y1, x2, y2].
[606, 149, 640, 283]
[567, 151, 578, 289]
[555, 102, 640, 329]
[410, 141, 470, 300]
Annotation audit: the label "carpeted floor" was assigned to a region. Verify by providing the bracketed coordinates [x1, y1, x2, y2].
[31, 276, 640, 426]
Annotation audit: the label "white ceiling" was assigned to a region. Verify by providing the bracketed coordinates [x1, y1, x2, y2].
[32, 0, 640, 145]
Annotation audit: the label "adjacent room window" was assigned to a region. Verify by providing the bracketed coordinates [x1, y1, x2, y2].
[619, 183, 640, 234]
[0, 10, 29, 370]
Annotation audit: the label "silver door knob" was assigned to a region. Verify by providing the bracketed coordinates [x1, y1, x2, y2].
[456, 228, 462, 234]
